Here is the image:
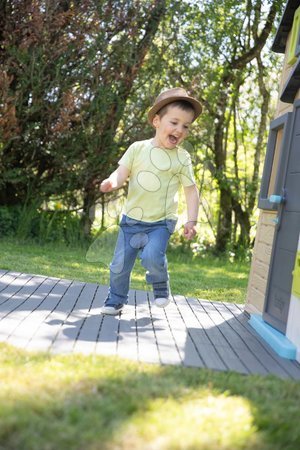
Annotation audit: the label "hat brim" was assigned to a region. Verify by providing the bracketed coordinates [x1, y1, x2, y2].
[147, 96, 202, 126]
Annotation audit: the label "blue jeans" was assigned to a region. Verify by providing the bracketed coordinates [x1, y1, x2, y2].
[105, 215, 177, 306]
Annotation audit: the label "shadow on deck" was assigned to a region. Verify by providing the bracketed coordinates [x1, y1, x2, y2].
[1, 269, 300, 380]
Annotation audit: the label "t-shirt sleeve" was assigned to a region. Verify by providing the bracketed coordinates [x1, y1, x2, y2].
[178, 152, 196, 187]
[118, 143, 136, 171]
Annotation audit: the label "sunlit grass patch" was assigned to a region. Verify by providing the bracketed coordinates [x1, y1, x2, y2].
[192, 288, 246, 302]
[169, 257, 249, 302]
[118, 394, 256, 450]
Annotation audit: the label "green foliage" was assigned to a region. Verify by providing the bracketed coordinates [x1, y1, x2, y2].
[0, 0, 168, 232]
[32, 210, 84, 246]
[0, 206, 21, 236]
[0, 206, 84, 245]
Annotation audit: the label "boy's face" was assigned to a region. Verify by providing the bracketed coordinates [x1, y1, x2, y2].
[152, 105, 194, 149]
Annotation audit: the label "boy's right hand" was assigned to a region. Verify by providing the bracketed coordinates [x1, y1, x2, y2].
[100, 179, 113, 192]
[99, 165, 130, 193]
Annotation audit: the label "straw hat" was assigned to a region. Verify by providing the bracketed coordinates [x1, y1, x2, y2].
[147, 87, 202, 125]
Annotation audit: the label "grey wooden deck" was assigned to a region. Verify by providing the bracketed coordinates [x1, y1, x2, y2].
[1, 269, 300, 379]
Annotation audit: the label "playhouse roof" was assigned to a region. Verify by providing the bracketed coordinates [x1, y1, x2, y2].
[272, 0, 300, 53]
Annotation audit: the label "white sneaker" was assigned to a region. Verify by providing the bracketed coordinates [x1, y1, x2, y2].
[154, 297, 172, 308]
[101, 304, 124, 315]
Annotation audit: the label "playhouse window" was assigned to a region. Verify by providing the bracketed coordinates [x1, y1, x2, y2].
[267, 130, 283, 197]
[258, 113, 292, 211]
[287, 5, 300, 65]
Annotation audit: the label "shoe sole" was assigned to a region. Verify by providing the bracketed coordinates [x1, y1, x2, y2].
[101, 307, 124, 316]
[154, 298, 171, 308]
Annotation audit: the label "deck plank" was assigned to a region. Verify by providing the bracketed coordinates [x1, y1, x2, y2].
[147, 291, 182, 365]
[166, 296, 204, 368]
[49, 281, 89, 354]
[135, 289, 161, 364]
[71, 283, 105, 355]
[94, 285, 119, 357]
[116, 289, 139, 361]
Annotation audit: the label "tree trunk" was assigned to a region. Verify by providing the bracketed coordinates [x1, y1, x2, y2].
[81, 184, 97, 238]
[232, 197, 251, 248]
[100, 194, 105, 230]
[213, 92, 232, 253]
[216, 187, 232, 253]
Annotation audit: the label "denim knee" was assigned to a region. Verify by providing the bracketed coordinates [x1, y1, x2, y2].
[141, 246, 166, 272]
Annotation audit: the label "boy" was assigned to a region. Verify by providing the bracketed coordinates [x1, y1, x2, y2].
[100, 87, 202, 315]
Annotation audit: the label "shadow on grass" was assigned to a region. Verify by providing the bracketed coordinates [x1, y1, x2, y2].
[1, 343, 300, 450]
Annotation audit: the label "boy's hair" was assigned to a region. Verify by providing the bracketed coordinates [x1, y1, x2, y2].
[156, 100, 195, 119]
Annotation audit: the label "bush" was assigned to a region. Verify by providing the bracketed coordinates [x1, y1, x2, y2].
[0, 206, 22, 237]
[31, 210, 85, 245]
[169, 230, 215, 257]
[0, 206, 85, 246]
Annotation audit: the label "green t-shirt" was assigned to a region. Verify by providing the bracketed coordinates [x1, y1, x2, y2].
[119, 139, 196, 222]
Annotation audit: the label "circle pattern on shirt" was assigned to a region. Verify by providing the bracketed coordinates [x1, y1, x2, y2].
[126, 207, 144, 222]
[176, 147, 192, 167]
[150, 147, 172, 171]
[137, 170, 161, 192]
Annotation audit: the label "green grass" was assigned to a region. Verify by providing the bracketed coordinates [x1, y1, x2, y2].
[0, 237, 249, 303]
[1, 343, 300, 450]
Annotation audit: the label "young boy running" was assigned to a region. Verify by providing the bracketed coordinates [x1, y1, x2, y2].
[100, 87, 202, 315]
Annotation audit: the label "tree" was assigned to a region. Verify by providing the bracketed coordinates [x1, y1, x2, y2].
[0, 0, 168, 235]
[152, 0, 283, 252]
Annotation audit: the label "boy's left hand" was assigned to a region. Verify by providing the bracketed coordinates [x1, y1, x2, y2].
[183, 222, 197, 240]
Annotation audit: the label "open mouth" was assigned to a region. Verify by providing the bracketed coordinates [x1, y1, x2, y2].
[168, 135, 178, 146]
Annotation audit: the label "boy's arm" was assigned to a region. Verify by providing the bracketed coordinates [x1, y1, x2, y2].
[183, 184, 199, 240]
[100, 164, 130, 193]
